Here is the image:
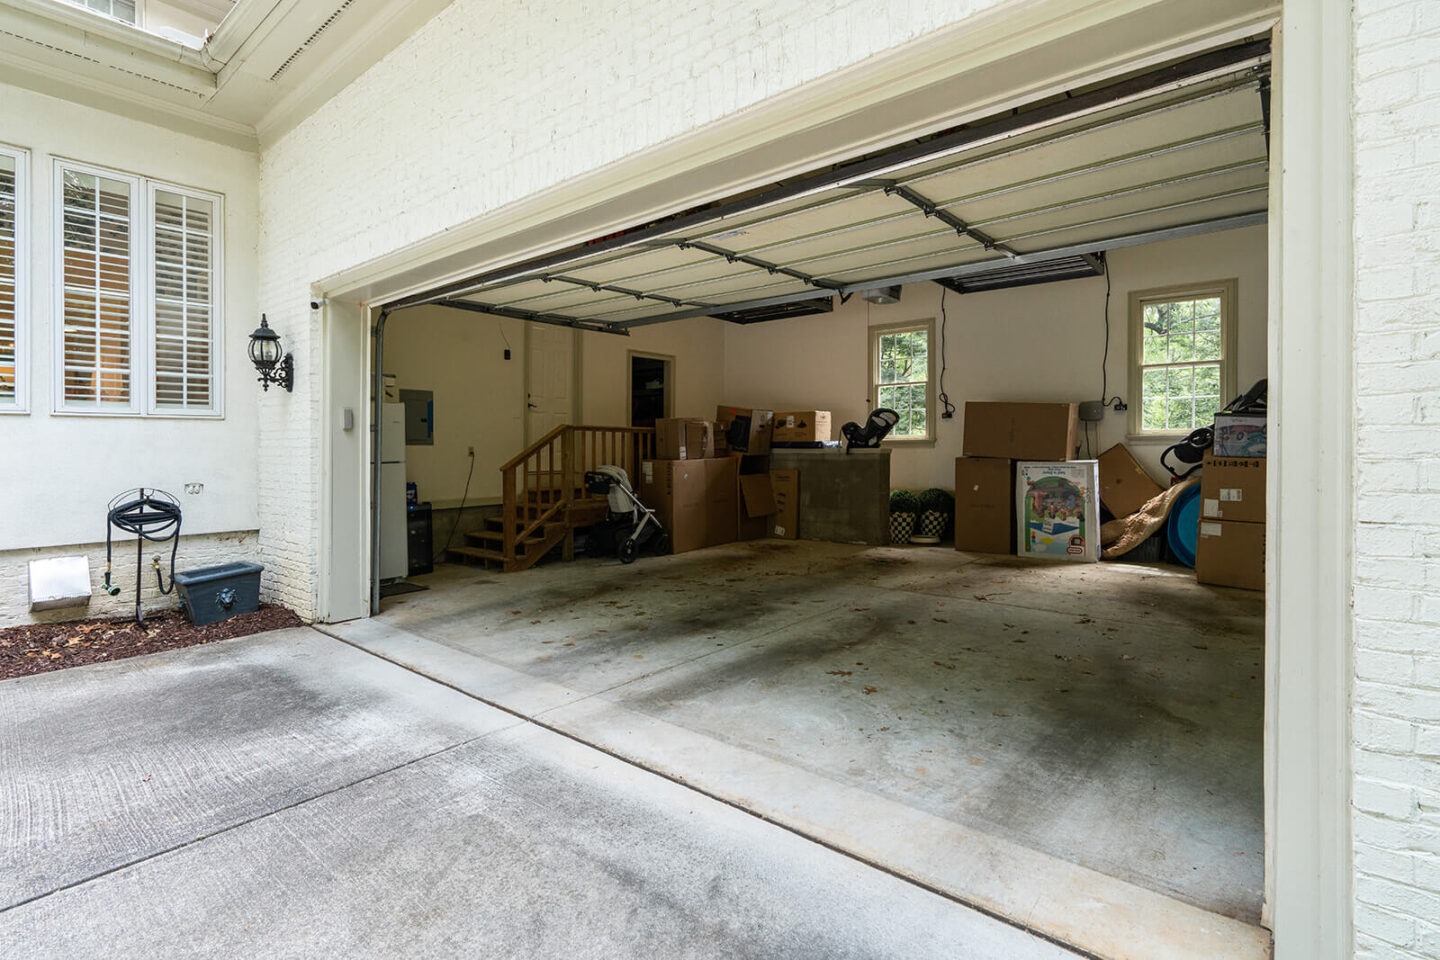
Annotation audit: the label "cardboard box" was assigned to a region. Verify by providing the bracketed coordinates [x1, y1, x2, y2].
[716, 406, 774, 454]
[655, 418, 715, 460]
[1214, 412, 1267, 458]
[770, 470, 799, 539]
[1200, 455, 1266, 524]
[773, 410, 832, 444]
[1016, 460, 1100, 562]
[963, 402, 1079, 461]
[1097, 443, 1164, 519]
[954, 457, 1015, 555]
[1196, 518, 1265, 591]
[637, 457, 737, 554]
[712, 422, 728, 456]
[733, 453, 773, 540]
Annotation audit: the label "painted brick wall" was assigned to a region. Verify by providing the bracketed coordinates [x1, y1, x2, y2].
[255, 0, 1008, 617]
[1351, 2, 1440, 956]
[0, 532, 261, 629]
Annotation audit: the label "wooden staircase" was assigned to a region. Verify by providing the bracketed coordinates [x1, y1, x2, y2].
[447, 424, 655, 572]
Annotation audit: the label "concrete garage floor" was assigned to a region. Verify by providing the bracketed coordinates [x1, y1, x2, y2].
[329, 541, 1268, 960]
[0, 628, 1073, 960]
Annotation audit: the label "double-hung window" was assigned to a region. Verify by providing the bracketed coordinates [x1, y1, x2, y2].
[54, 160, 222, 416]
[1128, 280, 1237, 436]
[869, 319, 936, 442]
[64, 1, 139, 25]
[0, 145, 26, 412]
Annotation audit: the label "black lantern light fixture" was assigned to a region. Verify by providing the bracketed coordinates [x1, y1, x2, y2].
[248, 314, 294, 392]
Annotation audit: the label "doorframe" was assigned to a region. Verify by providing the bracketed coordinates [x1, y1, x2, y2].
[626, 350, 675, 427]
[314, 3, 1353, 955]
[522, 321, 579, 444]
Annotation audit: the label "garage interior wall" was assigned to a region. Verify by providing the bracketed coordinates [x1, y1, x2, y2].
[723, 224, 1268, 488]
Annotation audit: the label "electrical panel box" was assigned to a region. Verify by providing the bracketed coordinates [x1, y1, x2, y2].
[399, 389, 433, 445]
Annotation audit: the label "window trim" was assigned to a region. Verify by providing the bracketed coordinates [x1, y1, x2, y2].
[1126, 279, 1238, 439]
[52, 158, 144, 416]
[0, 143, 29, 415]
[868, 317, 937, 445]
[50, 159, 225, 419]
[144, 179, 224, 418]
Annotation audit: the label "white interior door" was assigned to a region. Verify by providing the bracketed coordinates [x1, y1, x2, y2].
[526, 323, 575, 440]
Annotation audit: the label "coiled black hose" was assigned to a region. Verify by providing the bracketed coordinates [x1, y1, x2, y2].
[104, 488, 182, 624]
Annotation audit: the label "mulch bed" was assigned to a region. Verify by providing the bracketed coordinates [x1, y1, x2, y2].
[0, 605, 303, 682]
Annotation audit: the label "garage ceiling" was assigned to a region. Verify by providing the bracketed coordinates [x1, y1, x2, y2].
[407, 39, 1271, 334]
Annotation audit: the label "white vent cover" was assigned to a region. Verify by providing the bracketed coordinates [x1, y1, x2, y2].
[29, 557, 93, 611]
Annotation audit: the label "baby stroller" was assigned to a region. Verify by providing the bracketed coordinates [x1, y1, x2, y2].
[584, 466, 669, 563]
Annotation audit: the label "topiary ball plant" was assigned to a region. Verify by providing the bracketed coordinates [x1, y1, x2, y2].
[918, 488, 954, 514]
[889, 489, 920, 515]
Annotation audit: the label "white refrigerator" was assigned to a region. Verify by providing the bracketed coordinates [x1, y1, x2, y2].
[379, 402, 409, 580]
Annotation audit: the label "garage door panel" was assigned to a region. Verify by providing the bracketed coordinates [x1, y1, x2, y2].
[747, 214, 951, 266]
[647, 272, 816, 303]
[788, 232, 980, 276]
[949, 155, 1268, 226]
[559, 245, 717, 284]
[500, 285, 640, 312]
[895, 83, 1263, 201]
[471, 279, 563, 306]
[607, 257, 758, 291]
[1002, 194, 1269, 254]
[823, 247, 1003, 287]
[695, 191, 905, 253]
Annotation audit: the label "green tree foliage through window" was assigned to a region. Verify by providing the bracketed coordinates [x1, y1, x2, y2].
[1138, 295, 1224, 432]
[875, 328, 930, 438]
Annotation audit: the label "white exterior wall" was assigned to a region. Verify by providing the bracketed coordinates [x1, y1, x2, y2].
[0, 81, 260, 625]
[257, 0, 1012, 618]
[1350, 2, 1440, 956]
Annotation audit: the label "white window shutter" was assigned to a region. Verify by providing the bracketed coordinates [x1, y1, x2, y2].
[151, 188, 215, 411]
[60, 166, 134, 409]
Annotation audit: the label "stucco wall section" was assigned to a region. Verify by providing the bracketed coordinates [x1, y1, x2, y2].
[1350, 2, 1440, 956]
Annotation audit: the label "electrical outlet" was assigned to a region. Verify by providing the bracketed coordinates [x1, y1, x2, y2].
[184, 482, 204, 495]
[1113, 400, 1128, 412]
[467, 446, 475, 457]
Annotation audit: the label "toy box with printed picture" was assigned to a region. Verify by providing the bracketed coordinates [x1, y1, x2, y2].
[1016, 461, 1100, 562]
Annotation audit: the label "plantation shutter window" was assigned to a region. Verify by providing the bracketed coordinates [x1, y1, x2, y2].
[0, 153, 17, 407]
[60, 167, 134, 409]
[152, 188, 215, 410]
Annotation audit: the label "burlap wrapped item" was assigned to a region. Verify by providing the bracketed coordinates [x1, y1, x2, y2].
[1100, 476, 1200, 559]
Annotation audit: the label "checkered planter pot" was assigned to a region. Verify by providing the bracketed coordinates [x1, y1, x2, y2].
[889, 512, 916, 544]
[915, 510, 947, 541]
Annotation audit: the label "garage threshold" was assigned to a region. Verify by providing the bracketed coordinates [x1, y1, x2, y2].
[321, 543, 1270, 960]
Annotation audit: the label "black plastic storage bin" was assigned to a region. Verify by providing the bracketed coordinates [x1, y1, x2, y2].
[173, 562, 265, 625]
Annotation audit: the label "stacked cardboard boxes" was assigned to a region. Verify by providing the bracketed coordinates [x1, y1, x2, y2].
[955, 402, 1079, 556]
[655, 418, 716, 460]
[637, 457, 737, 554]
[1195, 454, 1266, 590]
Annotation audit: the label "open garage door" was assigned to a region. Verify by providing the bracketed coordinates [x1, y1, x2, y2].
[390, 40, 1268, 335]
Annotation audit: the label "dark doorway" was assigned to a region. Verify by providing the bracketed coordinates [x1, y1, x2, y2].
[630, 354, 670, 428]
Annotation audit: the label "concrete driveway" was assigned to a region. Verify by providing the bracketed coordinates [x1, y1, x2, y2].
[0, 627, 1075, 960]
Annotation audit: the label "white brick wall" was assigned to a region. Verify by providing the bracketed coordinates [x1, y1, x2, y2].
[0, 532, 261, 628]
[1351, 2, 1440, 956]
[255, 0, 1008, 619]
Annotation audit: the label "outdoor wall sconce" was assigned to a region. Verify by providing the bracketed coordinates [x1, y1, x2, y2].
[248, 315, 294, 392]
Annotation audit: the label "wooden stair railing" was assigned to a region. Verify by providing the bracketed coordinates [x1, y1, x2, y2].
[450, 424, 655, 572]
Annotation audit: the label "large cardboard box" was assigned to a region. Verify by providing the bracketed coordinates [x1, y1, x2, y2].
[716, 406, 774, 454]
[963, 402, 1079, 461]
[1097, 443, 1164, 519]
[733, 453, 774, 540]
[770, 470, 799, 539]
[954, 457, 1015, 555]
[655, 418, 715, 460]
[1196, 518, 1265, 590]
[1016, 460, 1100, 562]
[773, 410, 832, 444]
[637, 457, 737, 554]
[1200, 455, 1266, 524]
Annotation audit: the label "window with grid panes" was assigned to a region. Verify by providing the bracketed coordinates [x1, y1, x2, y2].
[870, 320, 935, 441]
[1130, 282, 1236, 435]
[66, 0, 138, 24]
